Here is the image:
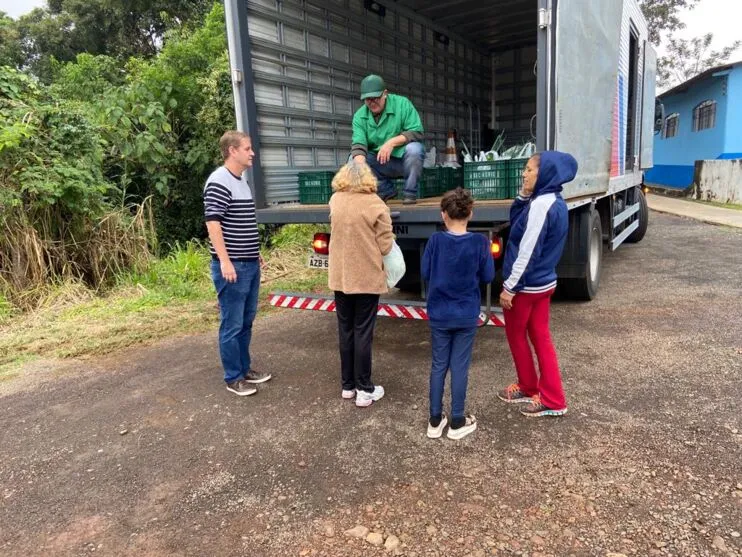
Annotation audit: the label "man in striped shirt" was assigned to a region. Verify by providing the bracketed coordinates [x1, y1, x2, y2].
[204, 131, 272, 396]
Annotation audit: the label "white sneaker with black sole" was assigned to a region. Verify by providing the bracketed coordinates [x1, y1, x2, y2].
[355, 385, 385, 407]
[446, 414, 477, 440]
[427, 414, 448, 439]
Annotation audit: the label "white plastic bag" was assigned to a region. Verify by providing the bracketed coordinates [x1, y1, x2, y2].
[423, 147, 437, 168]
[383, 241, 406, 288]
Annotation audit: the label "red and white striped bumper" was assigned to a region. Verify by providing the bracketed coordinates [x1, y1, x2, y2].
[268, 292, 505, 327]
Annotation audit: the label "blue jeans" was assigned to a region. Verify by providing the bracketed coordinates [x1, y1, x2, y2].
[210, 259, 261, 383]
[366, 141, 424, 199]
[429, 326, 477, 420]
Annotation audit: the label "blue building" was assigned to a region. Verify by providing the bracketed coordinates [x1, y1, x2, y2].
[645, 60, 742, 189]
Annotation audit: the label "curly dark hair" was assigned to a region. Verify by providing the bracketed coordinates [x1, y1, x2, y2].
[440, 187, 474, 220]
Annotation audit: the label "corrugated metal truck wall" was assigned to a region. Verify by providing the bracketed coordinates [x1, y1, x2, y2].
[246, 0, 491, 205]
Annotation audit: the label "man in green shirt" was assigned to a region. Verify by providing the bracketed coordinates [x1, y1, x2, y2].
[351, 74, 425, 205]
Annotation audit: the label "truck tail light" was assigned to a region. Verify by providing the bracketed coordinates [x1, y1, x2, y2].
[312, 232, 330, 255]
[491, 237, 503, 259]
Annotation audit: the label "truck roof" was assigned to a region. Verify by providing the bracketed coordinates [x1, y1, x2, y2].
[393, 0, 534, 52]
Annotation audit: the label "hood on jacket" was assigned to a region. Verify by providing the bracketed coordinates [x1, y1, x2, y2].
[533, 151, 578, 196]
[331, 161, 378, 194]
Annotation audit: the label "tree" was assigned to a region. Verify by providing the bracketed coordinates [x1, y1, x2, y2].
[0, 12, 25, 69]
[657, 33, 742, 88]
[640, 0, 742, 89]
[639, 0, 699, 45]
[8, 0, 213, 81]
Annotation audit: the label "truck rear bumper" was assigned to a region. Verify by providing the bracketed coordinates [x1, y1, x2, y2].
[268, 291, 505, 327]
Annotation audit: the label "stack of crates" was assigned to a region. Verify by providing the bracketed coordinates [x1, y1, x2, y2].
[463, 158, 528, 200]
[298, 171, 335, 204]
[297, 166, 469, 204]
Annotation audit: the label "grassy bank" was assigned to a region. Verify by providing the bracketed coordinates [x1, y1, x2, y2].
[0, 225, 329, 382]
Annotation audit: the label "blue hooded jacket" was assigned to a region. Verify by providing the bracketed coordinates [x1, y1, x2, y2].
[502, 151, 577, 294]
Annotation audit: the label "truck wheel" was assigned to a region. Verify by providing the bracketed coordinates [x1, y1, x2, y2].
[560, 208, 602, 301]
[626, 188, 649, 243]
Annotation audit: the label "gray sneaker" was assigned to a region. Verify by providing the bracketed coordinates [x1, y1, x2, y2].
[245, 369, 272, 384]
[402, 196, 417, 205]
[226, 380, 257, 396]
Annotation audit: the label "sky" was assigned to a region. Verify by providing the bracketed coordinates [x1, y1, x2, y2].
[2, 0, 741, 61]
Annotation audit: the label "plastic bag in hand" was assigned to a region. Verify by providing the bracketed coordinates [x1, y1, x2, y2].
[383, 241, 406, 288]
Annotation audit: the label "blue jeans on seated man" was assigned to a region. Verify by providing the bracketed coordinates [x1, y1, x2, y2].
[210, 259, 260, 384]
[365, 141, 424, 200]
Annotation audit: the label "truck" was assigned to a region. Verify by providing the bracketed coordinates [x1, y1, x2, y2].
[223, 0, 659, 323]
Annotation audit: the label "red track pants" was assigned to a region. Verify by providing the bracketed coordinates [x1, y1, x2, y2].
[503, 289, 567, 410]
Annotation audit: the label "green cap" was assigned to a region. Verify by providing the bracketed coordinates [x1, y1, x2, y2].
[360, 74, 386, 99]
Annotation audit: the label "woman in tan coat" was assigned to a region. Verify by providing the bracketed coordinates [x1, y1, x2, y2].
[328, 162, 394, 407]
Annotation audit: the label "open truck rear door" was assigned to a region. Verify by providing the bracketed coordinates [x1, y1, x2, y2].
[553, 0, 624, 197]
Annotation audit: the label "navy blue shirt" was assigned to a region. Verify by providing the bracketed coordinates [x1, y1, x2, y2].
[422, 231, 495, 329]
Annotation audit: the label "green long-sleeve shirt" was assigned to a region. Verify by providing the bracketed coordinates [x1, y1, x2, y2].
[351, 93, 424, 158]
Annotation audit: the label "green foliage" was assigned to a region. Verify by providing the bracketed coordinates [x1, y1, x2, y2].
[5, 1, 213, 81]
[0, 2, 245, 310]
[121, 240, 212, 300]
[49, 53, 125, 100]
[98, 80, 178, 199]
[0, 292, 12, 323]
[127, 3, 234, 247]
[0, 67, 109, 215]
[0, 13, 24, 69]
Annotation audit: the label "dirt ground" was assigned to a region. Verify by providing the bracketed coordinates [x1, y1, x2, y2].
[1, 212, 741, 557]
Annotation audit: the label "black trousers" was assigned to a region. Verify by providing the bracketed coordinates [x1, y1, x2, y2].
[334, 291, 380, 393]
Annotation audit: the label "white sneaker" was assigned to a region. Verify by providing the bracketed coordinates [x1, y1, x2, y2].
[355, 385, 385, 407]
[446, 415, 477, 440]
[341, 389, 356, 399]
[426, 414, 448, 439]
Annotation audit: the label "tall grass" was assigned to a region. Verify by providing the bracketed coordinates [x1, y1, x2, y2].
[121, 240, 212, 300]
[0, 200, 155, 314]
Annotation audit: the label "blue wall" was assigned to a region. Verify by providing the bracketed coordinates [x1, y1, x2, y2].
[646, 67, 739, 189]
[724, 67, 742, 155]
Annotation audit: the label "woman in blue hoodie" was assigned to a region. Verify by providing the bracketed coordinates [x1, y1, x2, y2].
[422, 188, 495, 439]
[498, 151, 577, 417]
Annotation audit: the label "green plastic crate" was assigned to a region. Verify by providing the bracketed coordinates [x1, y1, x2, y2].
[436, 166, 464, 194]
[463, 158, 528, 200]
[387, 167, 464, 199]
[298, 171, 335, 204]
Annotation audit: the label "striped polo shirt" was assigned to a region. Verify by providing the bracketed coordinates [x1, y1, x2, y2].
[203, 166, 259, 260]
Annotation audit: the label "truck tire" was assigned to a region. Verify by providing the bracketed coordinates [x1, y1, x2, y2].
[625, 188, 649, 243]
[560, 208, 602, 301]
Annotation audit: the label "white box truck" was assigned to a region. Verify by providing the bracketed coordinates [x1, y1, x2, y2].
[224, 0, 659, 322]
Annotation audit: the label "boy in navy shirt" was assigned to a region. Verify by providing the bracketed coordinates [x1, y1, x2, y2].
[422, 188, 495, 439]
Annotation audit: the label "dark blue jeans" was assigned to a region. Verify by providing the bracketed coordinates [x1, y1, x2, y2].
[429, 326, 477, 420]
[210, 259, 260, 383]
[365, 141, 424, 199]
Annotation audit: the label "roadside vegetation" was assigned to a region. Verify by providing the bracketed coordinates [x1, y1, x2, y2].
[0, 225, 329, 381]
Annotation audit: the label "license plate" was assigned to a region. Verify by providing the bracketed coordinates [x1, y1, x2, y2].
[307, 254, 329, 270]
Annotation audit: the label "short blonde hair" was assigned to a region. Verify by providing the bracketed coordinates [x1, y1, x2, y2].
[219, 131, 251, 160]
[331, 161, 378, 194]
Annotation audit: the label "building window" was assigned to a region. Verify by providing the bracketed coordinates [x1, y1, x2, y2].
[664, 113, 679, 138]
[693, 100, 716, 131]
